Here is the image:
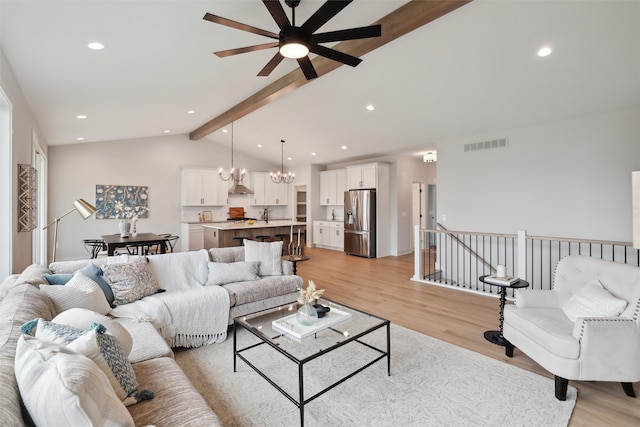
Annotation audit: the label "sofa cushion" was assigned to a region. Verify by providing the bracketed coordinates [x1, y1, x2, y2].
[206, 261, 260, 286]
[101, 259, 160, 306]
[53, 308, 133, 356]
[147, 250, 209, 291]
[15, 264, 51, 287]
[223, 275, 302, 306]
[561, 279, 628, 322]
[243, 239, 283, 276]
[49, 254, 133, 274]
[128, 357, 222, 427]
[40, 270, 111, 314]
[15, 334, 134, 427]
[115, 318, 174, 363]
[209, 246, 244, 263]
[503, 305, 580, 359]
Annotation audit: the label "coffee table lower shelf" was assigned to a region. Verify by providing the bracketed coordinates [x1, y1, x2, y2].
[233, 300, 390, 427]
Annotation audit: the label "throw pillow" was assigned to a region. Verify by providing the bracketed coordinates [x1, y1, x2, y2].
[15, 263, 51, 287]
[67, 322, 153, 406]
[101, 258, 160, 306]
[561, 279, 628, 322]
[243, 239, 283, 276]
[14, 335, 135, 427]
[206, 261, 260, 286]
[53, 308, 133, 356]
[81, 263, 115, 305]
[20, 318, 84, 345]
[39, 270, 112, 315]
[44, 273, 73, 285]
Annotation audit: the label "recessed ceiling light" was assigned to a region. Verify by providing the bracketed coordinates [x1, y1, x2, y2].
[311, 152, 316, 156]
[257, 144, 263, 148]
[76, 115, 87, 119]
[287, 157, 292, 161]
[76, 137, 85, 141]
[87, 42, 104, 50]
[187, 110, 195, 114]
[222, 129, 228, 133]
[341, 145, 347, 150]
[163, 130, 171, 134]
[538, 46, 552, 57]
[366, 105, 375, 111]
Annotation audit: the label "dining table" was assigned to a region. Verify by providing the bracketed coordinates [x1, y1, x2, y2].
[101, 233, 168, 256]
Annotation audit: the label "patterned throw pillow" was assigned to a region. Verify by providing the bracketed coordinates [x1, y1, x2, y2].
[39, 270, 112, 315]
[67, 322, 153, 406]
[101, 259, 160, 306]
[20, 318, 84, 345]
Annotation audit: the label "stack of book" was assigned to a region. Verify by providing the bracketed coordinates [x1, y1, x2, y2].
[484, 274, 520, 286]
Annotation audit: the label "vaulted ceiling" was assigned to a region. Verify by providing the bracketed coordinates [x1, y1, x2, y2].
[1, 0, 638, 166]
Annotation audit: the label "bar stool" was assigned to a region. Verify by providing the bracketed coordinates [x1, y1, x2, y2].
[275, 234, 290, 255]
[233, 237, 246, 246]
[256, 235, 272, 242]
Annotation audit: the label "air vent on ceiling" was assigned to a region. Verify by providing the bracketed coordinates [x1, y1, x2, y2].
[464, 138, 508, 152]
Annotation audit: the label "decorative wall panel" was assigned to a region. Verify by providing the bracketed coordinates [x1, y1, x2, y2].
[18, 164, 37, 232]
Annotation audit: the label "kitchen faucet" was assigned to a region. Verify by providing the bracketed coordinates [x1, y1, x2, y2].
[263, 208, 269, 223]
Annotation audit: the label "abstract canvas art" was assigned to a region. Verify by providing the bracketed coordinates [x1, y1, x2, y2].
[95, 185, 149, 219]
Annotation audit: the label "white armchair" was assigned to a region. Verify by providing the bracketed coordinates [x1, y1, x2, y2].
[503, 255, 640, 400]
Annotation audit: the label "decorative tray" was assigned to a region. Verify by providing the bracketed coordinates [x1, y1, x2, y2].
[271, 307, 352, 342]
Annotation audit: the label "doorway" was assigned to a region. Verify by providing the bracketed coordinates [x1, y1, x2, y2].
[32, 131, 47, 265]
[411, 182, 427, 250]
[0, 87, 12, 277]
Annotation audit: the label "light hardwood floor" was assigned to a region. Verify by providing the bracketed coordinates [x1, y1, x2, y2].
[295, 246, 640, 427]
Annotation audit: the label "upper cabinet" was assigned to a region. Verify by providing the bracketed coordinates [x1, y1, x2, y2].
[250, 172, 289, 206]
[181, 168, 229, 206]
[319, 169, 347, 205]
[347, 163, 380, 190]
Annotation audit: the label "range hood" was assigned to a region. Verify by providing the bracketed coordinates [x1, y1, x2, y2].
[228, 181, 253, 195]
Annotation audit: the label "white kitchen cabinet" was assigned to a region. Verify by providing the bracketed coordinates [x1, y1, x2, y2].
[250, 172, 289, 206]
[181, 168, 228, 206]
[313, 221, 343, 251]
[329, 222, 344, 250]
[180, 223, 204, 251]
[347, 163, 377, 190]
[320, 169, 347, 205]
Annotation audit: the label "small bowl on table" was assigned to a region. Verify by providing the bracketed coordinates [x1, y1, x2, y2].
[246, 219, 256, 225]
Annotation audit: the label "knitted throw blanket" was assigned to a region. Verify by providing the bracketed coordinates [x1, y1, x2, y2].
[110, 285, 230, 348]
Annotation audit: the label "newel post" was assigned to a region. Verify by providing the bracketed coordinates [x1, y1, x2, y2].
[413, 224, 423, 280]
[517, 230, 527, 280]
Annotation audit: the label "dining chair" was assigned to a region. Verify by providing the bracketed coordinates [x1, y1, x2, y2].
[82, 239, 106, 259]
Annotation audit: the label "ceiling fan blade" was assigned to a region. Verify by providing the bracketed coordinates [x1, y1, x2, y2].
[309, 44, 362, 67]
[312, 24, 382, 43]
[262, 0, 291, 30]
[301, 0, 352, 33]
[203, 13, 279, 39]
[297, 56, 318, 80]
[258, 52, 285, 76]
[215, 42, 279, 58]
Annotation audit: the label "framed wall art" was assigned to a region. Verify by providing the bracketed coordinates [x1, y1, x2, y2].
[95, 185, 149, 219]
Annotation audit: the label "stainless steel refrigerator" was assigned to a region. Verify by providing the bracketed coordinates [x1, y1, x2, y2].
[344, 189, 376, 258]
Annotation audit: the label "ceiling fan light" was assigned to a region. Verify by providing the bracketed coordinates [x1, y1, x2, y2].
[280, 42, 308, 59]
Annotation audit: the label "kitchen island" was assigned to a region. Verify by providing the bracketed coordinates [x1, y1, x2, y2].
[202, 220, 306, 249]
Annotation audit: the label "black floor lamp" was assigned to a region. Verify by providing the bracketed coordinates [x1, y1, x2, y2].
[43, 198, 97, 262]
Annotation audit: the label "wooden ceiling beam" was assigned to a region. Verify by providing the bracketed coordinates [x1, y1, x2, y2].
[189, 0, 472, 141]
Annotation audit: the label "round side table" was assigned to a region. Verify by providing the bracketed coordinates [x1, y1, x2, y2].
[479, 275, 529, 347]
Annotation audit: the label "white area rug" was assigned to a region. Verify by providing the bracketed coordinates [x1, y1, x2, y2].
[175, 324, 576, 426]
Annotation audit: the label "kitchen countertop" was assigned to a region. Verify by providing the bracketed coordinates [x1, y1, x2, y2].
[200, 220, 306, 230]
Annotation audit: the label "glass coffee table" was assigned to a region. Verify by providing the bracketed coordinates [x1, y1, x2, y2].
[233, 298, 390, 426]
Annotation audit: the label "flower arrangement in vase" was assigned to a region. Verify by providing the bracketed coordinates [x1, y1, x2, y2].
[114, 202, 148, 237]
[296, 280, 325, 326]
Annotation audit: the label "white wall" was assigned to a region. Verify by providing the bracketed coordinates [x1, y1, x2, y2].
[48, 134, 279, 261]
[437, 108, 640, 241]
[0, 48, 48, 273]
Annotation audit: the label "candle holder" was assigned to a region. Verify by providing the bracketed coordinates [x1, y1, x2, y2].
[288, 242, 302, 257]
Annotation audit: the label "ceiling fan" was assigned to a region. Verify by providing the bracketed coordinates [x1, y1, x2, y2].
[203, 0, 382, 80]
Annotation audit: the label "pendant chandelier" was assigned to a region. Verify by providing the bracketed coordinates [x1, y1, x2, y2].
[219, 122, 246, 183]
[270, 140, 294, 184]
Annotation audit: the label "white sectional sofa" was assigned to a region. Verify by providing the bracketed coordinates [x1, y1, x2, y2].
[0, 241, 303, 426]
